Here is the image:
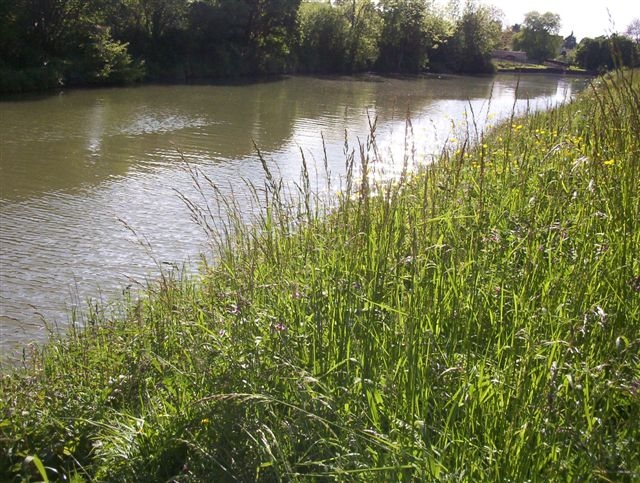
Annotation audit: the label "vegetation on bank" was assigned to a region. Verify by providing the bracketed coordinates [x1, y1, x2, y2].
[3, 1, 639, 94]
[0, 0, 502, 94]
[492, 60, 588, 74]
[575, 34, 640, 73]
[1, 70, 639, 481]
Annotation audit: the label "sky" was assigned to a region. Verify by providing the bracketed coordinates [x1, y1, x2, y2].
[480, 0, 640, 40]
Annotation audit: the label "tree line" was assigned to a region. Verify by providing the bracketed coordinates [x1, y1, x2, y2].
[499, 11, 639, 73]
[1, 0, 504, 93]
[1, 1, 638, 94]
[574, 34, 639, 73]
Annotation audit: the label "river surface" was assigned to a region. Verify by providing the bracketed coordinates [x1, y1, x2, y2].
[0, 73, 589, 360]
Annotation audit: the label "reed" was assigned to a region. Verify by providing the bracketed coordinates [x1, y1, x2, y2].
[1, 70, 639, 482]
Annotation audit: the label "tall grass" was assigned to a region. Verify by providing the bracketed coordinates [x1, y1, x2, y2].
[1, 70, 639, 482]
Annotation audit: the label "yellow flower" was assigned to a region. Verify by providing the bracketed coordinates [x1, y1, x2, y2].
[604, 159, 615, 166]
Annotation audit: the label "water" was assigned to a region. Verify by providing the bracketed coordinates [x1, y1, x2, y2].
[0, 73, 589, 360]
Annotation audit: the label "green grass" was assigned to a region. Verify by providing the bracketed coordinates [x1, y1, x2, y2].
[493, 60, 548, 70]
[493, 60, 589, 74]
[1, 69, 639, 482]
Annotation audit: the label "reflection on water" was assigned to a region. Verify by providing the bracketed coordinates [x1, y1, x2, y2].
[0, 74, 590, 360]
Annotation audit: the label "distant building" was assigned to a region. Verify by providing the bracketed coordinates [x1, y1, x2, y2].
[560, 32, 577, 59]
[492, 50, 528, 63]
[564, 32, 577, 50]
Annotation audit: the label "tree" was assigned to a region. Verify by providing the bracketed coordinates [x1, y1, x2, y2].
[442, 2, 502, 74]
[335, 0, 381, 72]
[575, 35, 639, 72]
[0, 1, 24, 66]
[625, 18, 640, 44]
[296, 2, 350, 73]
[244, 0, 302, 73]
[512, 11, 562, 62]
[0, 0, 143, 90]
[376, 0, 430, 73]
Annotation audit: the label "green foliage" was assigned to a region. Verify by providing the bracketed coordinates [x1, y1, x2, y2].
[2, 70, 639, 480]
[376, 0, 430, 73]
[184, 1, 255, 78]
[1, 0, 536, 92]
[246, 0, 302, 74]
[440, 3, 501, 74]
[0, 62, 64, 94]
[0, 0, 144, 91]
[75, 27, 145, 84]
[575, 35, 640, 72]
[512, 11, 563, 62]
[296, 2, 350, 73]
[335, 0, 382, 72]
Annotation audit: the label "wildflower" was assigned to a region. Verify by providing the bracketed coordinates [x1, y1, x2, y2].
[201, 418, 210, 425]
[603, 159, 615, 166]
[595, 306, 607, 324]
[274, 322, 287, 332]
[482, 228, 501, 244]
[630, 274, 640, 293]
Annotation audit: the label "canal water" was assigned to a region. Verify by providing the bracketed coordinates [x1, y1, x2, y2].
[0, 73, 589, 359]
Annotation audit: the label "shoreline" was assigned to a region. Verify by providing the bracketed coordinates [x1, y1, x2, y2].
[1, 70, 637, 481]
[1, 68, 594, 99]
[496, 66, 594, 75]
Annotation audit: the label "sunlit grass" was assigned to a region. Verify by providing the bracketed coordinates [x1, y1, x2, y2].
[1, 69, 639, 481]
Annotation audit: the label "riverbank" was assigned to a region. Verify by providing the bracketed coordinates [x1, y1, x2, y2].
[2, 70, 639, 481]
[1, 74, 583, 358]
[493, 60, 593, 75]
[496, 66, 593, 75]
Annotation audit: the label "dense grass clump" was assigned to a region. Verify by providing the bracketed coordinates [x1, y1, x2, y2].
[1, 70, 639, 481]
